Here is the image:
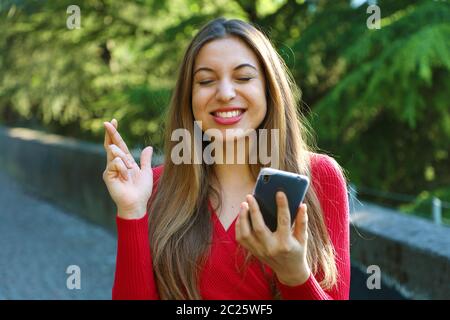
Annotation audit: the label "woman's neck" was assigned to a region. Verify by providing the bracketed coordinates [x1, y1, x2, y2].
[210, 139, 256, 189]
[213, 163, 255, 191]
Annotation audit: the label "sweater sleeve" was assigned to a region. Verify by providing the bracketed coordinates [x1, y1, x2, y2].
[112, 213, 159, 300]
[111, 165, 164, 300]
[276, 154, 351, 300]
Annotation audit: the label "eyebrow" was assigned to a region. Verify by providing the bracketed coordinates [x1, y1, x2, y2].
[193, 63, 257, 76]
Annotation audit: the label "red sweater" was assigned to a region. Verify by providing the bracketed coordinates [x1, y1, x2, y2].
[112, 153, 350, 300]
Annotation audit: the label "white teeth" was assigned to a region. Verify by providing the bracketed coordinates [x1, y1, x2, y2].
[214, 110, 243, 118]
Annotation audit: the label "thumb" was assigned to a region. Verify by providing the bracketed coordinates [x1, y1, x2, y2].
[293, 203, 308, 244]
[140, 146, 153, 171]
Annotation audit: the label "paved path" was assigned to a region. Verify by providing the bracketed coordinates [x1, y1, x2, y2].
[0, 170, 116, 299]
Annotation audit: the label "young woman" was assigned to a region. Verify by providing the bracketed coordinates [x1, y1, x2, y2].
[103, 18, 350, 300]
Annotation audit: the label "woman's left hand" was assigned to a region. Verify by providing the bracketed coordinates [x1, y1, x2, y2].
[236, 191, 311, 286]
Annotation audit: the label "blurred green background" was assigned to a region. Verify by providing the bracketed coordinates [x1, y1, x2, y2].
[1, 0, 449, 223]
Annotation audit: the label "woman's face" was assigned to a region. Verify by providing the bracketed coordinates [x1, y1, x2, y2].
[192, 36, 267, 142]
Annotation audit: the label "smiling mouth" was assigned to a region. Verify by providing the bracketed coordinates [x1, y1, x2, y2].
[210, 109, 246, 118]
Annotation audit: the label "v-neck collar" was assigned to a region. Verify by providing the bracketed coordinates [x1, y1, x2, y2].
[208, 199, 239, 237]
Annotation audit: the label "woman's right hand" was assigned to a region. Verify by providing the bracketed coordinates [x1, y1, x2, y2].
[102, 119, 154, 220]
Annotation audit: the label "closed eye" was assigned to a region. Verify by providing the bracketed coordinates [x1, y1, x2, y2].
[198, 78, 253, 86]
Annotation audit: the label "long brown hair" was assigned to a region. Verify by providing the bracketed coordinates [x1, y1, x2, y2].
[147, 17, 338, 299]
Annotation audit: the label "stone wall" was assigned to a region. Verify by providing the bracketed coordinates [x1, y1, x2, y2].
[350, 201, 450, 299]
[0, 125, 162, 232]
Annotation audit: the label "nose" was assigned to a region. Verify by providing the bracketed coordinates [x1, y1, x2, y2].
[216, 79, 236, 102]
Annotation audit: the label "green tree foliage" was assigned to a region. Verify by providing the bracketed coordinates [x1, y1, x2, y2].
[290, 0, 450, 213]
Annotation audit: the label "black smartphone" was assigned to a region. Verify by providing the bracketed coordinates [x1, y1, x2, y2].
[252, 168, 310, 232]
